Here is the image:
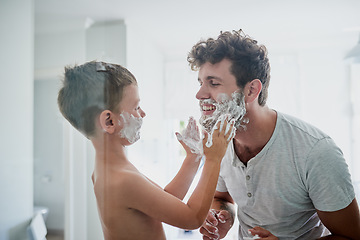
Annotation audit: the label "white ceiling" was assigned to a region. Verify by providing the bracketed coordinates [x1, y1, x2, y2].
[35, 0, 360, 60]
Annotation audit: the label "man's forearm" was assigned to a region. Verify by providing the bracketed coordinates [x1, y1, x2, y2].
[212, 197, 236, 224]
[317, 236, 352, 240]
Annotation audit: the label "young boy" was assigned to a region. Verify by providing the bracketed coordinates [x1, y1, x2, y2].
[57, 61, 235, 240]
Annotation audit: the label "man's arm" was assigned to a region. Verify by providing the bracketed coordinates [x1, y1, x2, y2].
[199, 191, 236, 240]
[316, 198, 360, 239]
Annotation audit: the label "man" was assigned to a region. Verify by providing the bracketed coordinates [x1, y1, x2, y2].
[187, 30, 360, 239]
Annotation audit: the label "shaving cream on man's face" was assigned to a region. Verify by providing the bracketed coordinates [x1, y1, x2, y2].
[118, 112, 143, 144]
[200, 91, 248, 133]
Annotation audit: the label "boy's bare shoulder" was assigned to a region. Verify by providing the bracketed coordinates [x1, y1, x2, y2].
[94, 165, 148, 194]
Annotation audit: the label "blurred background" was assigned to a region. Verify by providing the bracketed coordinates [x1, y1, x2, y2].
[1, 0, 360, 239]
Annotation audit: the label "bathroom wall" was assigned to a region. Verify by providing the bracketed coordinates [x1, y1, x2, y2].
[34, 27, 86, 232]
[0, 0, 34, 239]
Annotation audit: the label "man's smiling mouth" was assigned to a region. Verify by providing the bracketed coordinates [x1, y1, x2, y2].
[201, 104, 216, 111]
[201, 103, 216, 115]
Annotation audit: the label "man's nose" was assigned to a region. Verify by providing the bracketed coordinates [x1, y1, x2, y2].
[140, 108, 146, 118]
[196, 84, 210, 100]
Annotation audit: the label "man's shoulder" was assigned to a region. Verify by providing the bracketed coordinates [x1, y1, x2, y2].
[277, 112, 329, 140]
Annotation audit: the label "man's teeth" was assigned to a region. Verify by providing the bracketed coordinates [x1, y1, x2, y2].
[202, 105, 216, 111]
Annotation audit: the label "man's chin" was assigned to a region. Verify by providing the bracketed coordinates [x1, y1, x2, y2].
[199, 114, 216, 133]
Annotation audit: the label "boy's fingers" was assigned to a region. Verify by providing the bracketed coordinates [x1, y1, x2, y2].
[213, 120, 222, 136]
[224, 119, 235, 141]
[175, 132, 182, 142]
[202, 130, 209, 144]
[220, 119, 227, 135]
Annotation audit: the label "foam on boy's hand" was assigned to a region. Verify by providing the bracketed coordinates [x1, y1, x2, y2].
[177, 117, 202, 160]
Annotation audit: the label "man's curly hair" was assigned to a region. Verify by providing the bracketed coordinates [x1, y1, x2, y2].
[187, 30, 271, 106]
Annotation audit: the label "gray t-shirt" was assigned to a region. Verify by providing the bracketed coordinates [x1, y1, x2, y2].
[217, 112, 355, 240]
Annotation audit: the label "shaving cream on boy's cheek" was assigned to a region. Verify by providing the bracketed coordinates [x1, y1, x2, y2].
[118, 112, 143, 144]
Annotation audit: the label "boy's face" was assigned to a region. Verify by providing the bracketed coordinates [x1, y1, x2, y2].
[118, 84, 146, 118]
[114, 84, 146, 144]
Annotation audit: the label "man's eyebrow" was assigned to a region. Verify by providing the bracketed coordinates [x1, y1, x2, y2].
[206, 76, 223, 81]
[198, 76, 223, 82]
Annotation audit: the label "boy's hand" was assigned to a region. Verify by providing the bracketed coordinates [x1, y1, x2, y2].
[203, 116, 235, 161]
[176, 116, 201, 158]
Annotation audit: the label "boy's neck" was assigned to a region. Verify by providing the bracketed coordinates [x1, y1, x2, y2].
[91, 135, 128, 164]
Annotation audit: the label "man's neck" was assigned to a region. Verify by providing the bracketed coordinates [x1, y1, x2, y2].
[233, 106, 277, 164]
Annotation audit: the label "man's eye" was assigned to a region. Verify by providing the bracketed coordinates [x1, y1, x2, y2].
[210, 82, 220, 86]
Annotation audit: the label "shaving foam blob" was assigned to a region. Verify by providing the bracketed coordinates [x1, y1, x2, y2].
[118, 112, 143, 144]
[200, 91, 247, 132]
[200, 91, 247, 147]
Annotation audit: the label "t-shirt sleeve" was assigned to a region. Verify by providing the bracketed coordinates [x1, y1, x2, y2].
[216, 174, 228, 192]
[305, 137, 355, 212]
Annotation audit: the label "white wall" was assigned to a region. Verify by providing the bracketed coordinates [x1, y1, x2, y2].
[34, 80, 65, 230]
[0, 0, 34, 239]
[34, 27, 86, 233]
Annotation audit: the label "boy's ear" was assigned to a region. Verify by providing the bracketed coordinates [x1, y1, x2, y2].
[244, 79, 262, 104]
[99, 110, 116, 134]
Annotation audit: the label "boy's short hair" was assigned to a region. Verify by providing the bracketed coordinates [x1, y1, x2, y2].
[57, 61, 137, 138]
[187, 29, 271, 106]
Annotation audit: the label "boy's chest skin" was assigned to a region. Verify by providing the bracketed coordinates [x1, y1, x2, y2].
[93, 170, 167, 240]
[101, 207, 166, 240]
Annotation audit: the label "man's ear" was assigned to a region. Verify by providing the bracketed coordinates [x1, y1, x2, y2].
[99, 110, 116, 134]
[244, 79, 262, 104]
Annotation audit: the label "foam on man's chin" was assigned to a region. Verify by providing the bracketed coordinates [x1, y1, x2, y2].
[199, 91, 248, 133]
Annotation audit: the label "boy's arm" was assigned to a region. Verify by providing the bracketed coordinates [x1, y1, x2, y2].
[164, 117, 201, 200]
[163, 151, 200, 200]
[123, 119, 235, 229]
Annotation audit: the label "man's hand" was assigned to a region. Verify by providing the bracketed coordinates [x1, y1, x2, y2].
[248, 226, 278, 240]
[199, 209, 233, 240]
